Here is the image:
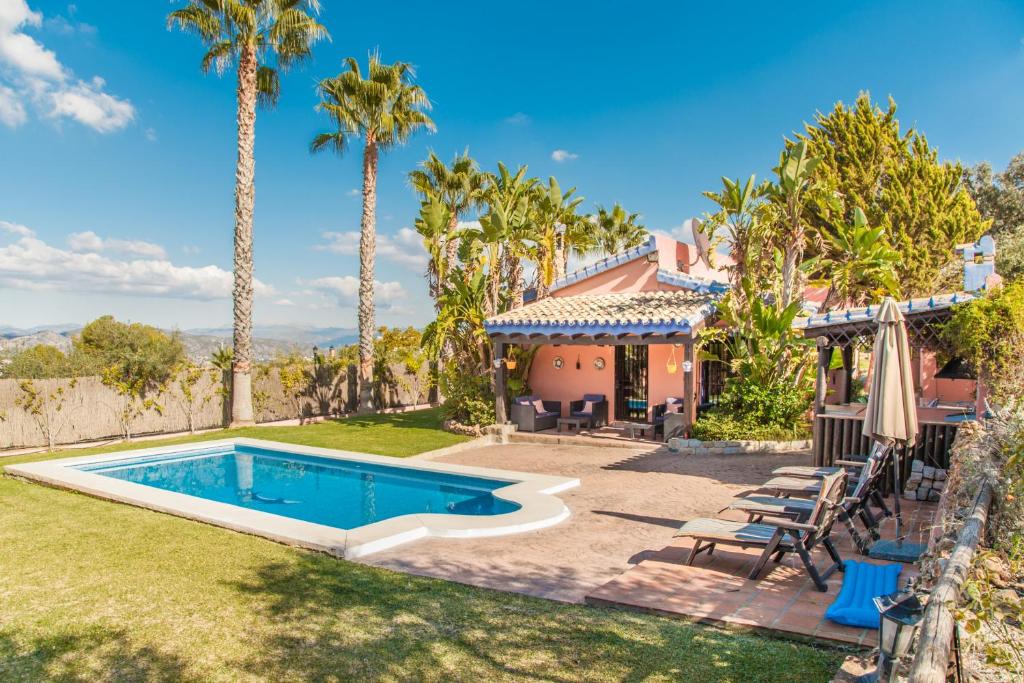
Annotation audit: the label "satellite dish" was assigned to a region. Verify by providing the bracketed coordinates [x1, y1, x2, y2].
[690, 218, 712, 269]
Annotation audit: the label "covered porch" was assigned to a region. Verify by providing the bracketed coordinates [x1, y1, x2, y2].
[484, 290, 722, 439]
[797, 292, 980, 475]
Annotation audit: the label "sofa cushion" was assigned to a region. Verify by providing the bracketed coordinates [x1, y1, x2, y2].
[665, 402, 681, 414]
[583, 393, 605, 402]
[537, 411, 558, 418]
[531, 398, 547, 414]
[515, 395, 537, 405]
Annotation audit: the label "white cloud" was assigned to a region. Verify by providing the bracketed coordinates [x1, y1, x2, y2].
[49, 76, 134, 132]
[182, 244, 200, 255]
[0, 222, 272, 300]
[144, 127, 156, 142]
[505, 112, 530, 125]
[0, 219, 33, 236]
[551, 149, 579, 163]
[315, 228, 428, 268]
[304, 275, 407, 307]
[345, 188, 359, 197]
[0, 0, 134, 132]
[0, 83, 26, 126]
[67, 230, 167, 259]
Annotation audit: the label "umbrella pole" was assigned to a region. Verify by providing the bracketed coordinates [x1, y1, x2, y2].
[893, 446, 903, 547]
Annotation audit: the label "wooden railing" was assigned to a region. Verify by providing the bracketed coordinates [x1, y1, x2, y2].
[813, 413, 960, 492]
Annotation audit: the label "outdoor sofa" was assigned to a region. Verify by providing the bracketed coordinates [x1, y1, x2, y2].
[511, 395, 561, 432]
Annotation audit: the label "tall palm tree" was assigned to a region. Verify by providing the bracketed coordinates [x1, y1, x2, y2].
[168, 0, 328, 427]
[311, 53, 434, 413]
[484, 163, 537, 310]
[408, 150, 486, 300]
[532, 178, 585, 295]
[592, 203, 647, 256]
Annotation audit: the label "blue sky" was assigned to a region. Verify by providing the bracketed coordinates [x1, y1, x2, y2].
[2, 0, 1023, 331]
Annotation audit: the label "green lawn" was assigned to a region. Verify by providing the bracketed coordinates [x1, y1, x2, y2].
[0, 409, 843, 682]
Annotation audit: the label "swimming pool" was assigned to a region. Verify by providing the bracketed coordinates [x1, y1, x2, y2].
[6, 438, 579, 558]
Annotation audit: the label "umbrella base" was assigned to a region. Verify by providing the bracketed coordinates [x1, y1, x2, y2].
[869, 540, 926, 563]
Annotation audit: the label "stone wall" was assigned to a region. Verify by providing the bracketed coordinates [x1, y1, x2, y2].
[667, 437, 812, 456]
[0, 363, 432, 450]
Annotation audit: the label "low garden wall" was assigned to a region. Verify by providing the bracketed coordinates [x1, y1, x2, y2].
[667, 437, 812, 456]
[0, 362, 432, 450]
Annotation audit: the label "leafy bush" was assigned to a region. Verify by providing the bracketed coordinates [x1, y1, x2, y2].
[692, 410, 811, 442]
[440, 369, 494, 427]
[719, 377, 812, 429]
[944, 283, 1024, 404]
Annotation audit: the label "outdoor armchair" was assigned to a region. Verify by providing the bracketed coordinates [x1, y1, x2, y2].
[511, 395, 561, 432]
[569, 394, 608, 428]
[652, 397, 686, 441]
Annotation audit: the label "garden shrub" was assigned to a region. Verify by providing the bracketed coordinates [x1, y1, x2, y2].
[440, 369, 494, 427]
[692, 410, 811, 442]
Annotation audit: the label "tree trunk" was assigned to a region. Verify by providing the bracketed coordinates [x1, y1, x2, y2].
[230, 45, 258, 427]
[357, 136, 379, 414]
[444, 213, 460, 274]
[509, 256, 524, 309]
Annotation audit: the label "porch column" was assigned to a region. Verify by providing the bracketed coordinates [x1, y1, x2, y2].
[841, 344, 855, 404]
[683, 340, 696, 435]
[494, 340, 508, 424]
[813, 338, 831, 466]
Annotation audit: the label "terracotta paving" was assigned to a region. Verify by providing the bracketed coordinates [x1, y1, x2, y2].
[586, 498, 934, 647]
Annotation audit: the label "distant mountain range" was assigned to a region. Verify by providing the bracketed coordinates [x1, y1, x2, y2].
[0, 324, 359, 362]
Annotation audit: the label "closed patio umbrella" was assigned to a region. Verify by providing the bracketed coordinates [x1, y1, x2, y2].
[864, 297, 923, 562]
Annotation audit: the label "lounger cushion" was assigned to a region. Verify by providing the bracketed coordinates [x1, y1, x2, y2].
[728, 495, 816, 516]
[762, 476, 823, 495]
[772, 465, 840, 478]
[675, 518, 794, 546]
[825, 560, 902, 629]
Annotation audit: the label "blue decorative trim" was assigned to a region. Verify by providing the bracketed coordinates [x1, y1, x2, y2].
[484, 320, 693, 337]
[549, 235, 658, 293]
[794, 292, 975, 330]
[655, 269, 728, 294]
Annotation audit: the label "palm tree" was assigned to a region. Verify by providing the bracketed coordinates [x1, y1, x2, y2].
[483, 163, 537, 310]
[408, 151, 485, 299]
[311, 53, 434, 413]
[592, 203, 647, 256]
[168, 0, 328, 427]
[532, 178, 585, 295]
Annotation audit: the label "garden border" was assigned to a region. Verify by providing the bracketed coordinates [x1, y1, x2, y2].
[667, 437, 812, 456]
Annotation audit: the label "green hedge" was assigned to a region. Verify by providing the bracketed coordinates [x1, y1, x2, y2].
[691, 410, 811, 442]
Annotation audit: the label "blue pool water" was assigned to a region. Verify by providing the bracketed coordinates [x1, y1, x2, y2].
[77, 445, 520, 530]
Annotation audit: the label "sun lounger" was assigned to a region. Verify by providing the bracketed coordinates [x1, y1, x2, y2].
[729, 444, 893, 555]
[676, 470, 848, 591]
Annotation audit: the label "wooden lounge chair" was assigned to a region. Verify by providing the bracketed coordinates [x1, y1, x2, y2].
[728, 444, 893, 555]
[675, 470, 848, 591]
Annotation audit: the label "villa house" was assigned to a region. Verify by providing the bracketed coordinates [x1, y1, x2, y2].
[483, 234, 729, 436]
[485, 232, 999, 448]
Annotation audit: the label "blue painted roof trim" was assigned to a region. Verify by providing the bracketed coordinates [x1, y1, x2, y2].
[485, 320, 694, 337]
[549, 235, 658, 293]
[794, 292, 975, 329]
[655, 269, 729, 294]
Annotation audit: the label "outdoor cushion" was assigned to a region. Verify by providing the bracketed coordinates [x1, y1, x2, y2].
[665, 402, 681, 414]
[825, 560, 902, 629]
[531, 399, 546, 414]
[515, 396, 536, 405]
[676, 518, 796, 546]
[538, 411, 558, 418]
[583, 394, 605, 402]
[581, 400, 596, 414]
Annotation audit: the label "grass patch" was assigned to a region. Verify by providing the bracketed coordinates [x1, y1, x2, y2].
[2, 407, 469, 467]
[1, 407, 843, 681]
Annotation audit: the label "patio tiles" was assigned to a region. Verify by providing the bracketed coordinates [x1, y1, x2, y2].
[586, 498, 935, 648]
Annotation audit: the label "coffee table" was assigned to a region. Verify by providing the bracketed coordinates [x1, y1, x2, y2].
[557, 416, 588, 433]
[621, 421, 656, 440]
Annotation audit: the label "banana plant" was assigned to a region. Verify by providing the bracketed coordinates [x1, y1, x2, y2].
[814, 206, 900, 311]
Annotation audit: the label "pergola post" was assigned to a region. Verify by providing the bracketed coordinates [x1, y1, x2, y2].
[813, 338, 831, 466]
[683, 340, 696, 436]
[841, 344, 855, 404]
[493, 341, 507, 424]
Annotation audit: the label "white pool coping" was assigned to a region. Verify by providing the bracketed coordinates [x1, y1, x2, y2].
[4, 437, 580, 559]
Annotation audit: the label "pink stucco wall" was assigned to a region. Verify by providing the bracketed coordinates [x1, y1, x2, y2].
[526, 343, 700, 421]
[528, 345, 615, 417]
